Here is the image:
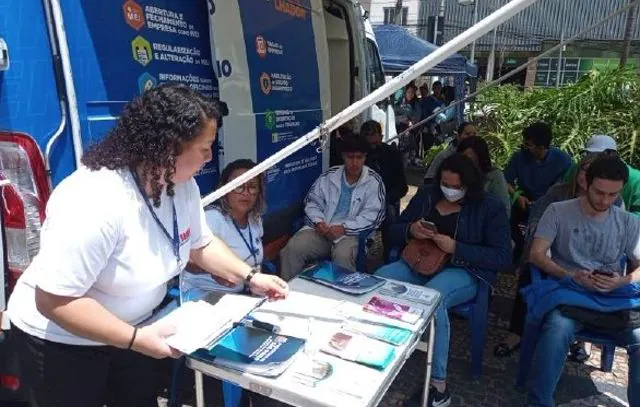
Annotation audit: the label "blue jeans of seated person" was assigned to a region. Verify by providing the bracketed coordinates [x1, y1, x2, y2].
[375, 261, 478, 381]
[528, 309, 640, 407]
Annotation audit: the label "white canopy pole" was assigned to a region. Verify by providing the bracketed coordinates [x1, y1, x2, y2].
[201, 0, 540, 207]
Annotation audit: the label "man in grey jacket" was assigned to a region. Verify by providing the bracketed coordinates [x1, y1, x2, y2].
[279, 136, 386, 280]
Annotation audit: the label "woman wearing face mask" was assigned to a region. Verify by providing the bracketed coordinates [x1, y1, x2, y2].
[493, 151, 624, 359]
[181, 159, 266, 301]
[375, 154, 511, 407]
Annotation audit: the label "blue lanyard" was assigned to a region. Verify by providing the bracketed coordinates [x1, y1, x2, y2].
[131, 170, 181, 265]
[232, 220, 258, 266]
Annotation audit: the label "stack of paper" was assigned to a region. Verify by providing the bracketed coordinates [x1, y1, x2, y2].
[379, 281, 437, 306]
[363, 296, 423, 324]
[320, 330, 395, 370]
[194, 325, 306, 377]
[299, 261, 385, 295]
[343, 319, 412, 346]
[159, 293, 263, 354]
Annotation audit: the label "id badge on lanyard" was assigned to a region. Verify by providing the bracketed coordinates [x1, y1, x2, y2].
[131, 170, 183, 272]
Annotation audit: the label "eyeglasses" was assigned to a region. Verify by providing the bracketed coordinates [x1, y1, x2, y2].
[232, 184, 259, 195]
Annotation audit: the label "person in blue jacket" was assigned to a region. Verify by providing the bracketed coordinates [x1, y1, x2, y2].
[375, 153, 512, 407]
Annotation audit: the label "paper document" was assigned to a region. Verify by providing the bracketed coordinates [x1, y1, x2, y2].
[159, 294, 263, 354]
[379, 281, 437, 306]
[321, 330, 395, 370]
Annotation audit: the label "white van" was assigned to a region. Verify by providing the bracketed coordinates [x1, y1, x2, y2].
[0, 2, 392, 397]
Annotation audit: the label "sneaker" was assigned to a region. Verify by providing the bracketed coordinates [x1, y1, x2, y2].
[428, 386, 451, 407]
[404, 386, 451, 407]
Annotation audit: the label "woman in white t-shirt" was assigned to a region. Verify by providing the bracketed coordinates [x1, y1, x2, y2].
[182, 159, 266, 300]
[6, 84, 288, 407]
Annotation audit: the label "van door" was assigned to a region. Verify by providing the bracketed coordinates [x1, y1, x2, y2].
[211, 0, 325, 239]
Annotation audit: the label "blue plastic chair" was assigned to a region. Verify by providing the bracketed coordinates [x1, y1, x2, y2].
[387, 248, 491, 378]
[167, 261, 277, 407]
[291, 218, 374, 272]
[515, 265, 617, 389]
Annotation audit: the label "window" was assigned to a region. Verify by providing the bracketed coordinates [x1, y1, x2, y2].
[365, 39, 386, 93]
[383, 7, 408, 25]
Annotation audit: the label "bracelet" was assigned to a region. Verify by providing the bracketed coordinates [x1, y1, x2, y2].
[127, 327, 138, 350]
[244, 267, 258, 284]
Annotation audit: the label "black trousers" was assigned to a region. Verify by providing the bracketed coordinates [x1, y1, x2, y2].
[13, 327, 159, 407]
[508, 264, 532, 337]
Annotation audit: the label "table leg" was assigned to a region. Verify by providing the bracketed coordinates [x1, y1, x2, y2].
[421, 319, 436, 407]
[195, 370, 205, 407]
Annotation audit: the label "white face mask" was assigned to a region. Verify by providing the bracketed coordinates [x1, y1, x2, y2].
[440, 185, 466, 202]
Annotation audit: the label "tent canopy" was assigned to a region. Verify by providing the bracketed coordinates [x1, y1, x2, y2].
[373, 24, 478, 77]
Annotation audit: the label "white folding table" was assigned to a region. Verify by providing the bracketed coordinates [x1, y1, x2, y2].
[187, 277, 440, 407]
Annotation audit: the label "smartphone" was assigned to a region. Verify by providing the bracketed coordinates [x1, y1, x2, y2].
[592, 270, 615, 277]
[420, 219, 437, 232]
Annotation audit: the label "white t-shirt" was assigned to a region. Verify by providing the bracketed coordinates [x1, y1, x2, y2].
[181, 208, 263, 296]
[7, 167, 213, 345]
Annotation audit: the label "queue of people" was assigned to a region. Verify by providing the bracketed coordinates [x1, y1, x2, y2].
[5, 82, 640, 407]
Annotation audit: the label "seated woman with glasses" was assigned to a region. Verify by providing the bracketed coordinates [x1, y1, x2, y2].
[182, 159, 266, 300]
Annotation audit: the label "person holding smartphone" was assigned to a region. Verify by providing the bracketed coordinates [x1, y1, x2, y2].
[375, 154, 512, 407]
[527, 154, 640, 407]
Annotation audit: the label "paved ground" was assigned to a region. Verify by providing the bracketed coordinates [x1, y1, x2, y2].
[159, 168, 630, 407]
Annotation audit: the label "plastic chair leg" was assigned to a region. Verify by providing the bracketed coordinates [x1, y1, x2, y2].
[470, 314, 487, 379]
[516, 323, 539, 389]
[223, 381, 244, 407]
[600, 344, 615, 373]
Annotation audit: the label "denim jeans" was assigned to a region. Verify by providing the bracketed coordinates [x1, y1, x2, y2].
[528, 309, 640, 407]
[375, 260, 478, 381]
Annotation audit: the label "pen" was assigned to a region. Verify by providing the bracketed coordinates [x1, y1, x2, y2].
[234, 318, 281, 334]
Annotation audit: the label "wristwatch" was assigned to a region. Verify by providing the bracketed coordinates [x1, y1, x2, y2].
[244, 265, 260, 284]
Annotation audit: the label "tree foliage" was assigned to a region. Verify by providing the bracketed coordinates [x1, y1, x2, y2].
[474, 67, 640, 169]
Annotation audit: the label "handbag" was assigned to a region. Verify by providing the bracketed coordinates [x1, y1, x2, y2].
[558, 305, 640, 333]
[401, 238, 450, 276]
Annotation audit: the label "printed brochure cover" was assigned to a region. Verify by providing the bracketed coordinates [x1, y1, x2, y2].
[193, 325, 306, 377]
[344, 320, 413, 346]
[299, 261, 386, 295]
[321, 331, 395, 370]
[379, 281, 437, 306]
[363, 296, 423, 324]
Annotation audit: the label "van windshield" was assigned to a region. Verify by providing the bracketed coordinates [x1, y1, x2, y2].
[365, 39, 386, 93]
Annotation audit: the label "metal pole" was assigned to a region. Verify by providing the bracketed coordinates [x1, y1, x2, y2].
[621, 0, 636, 67]
[470, 0, 479, 63]
[387, 0, 640, 144]
[421, 321, 436, 407]
[201, 0, 542, 207]
[486, 28, 498, 81]
[433, 0, 446, 45]
[556, 0, 566, 88]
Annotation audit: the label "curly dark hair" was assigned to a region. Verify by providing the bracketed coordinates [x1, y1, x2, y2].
[214, 159, 266, 221]
[437, 153, 485, 201]
[82, 84, 220, 207]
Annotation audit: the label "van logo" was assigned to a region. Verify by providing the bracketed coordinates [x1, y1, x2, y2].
[131, 36, 153, 66]
[256, 36, 267, 58]
[123, 0, 145, 31]
[180, 228, 191, 245]
[265, 110, 276, 130]
[138, 73, 157, 94]
[274, 0, 307, 20]
[260, 73, 272, 95]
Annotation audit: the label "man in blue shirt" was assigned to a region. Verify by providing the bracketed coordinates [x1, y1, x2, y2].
[505, 122, 572, 262]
